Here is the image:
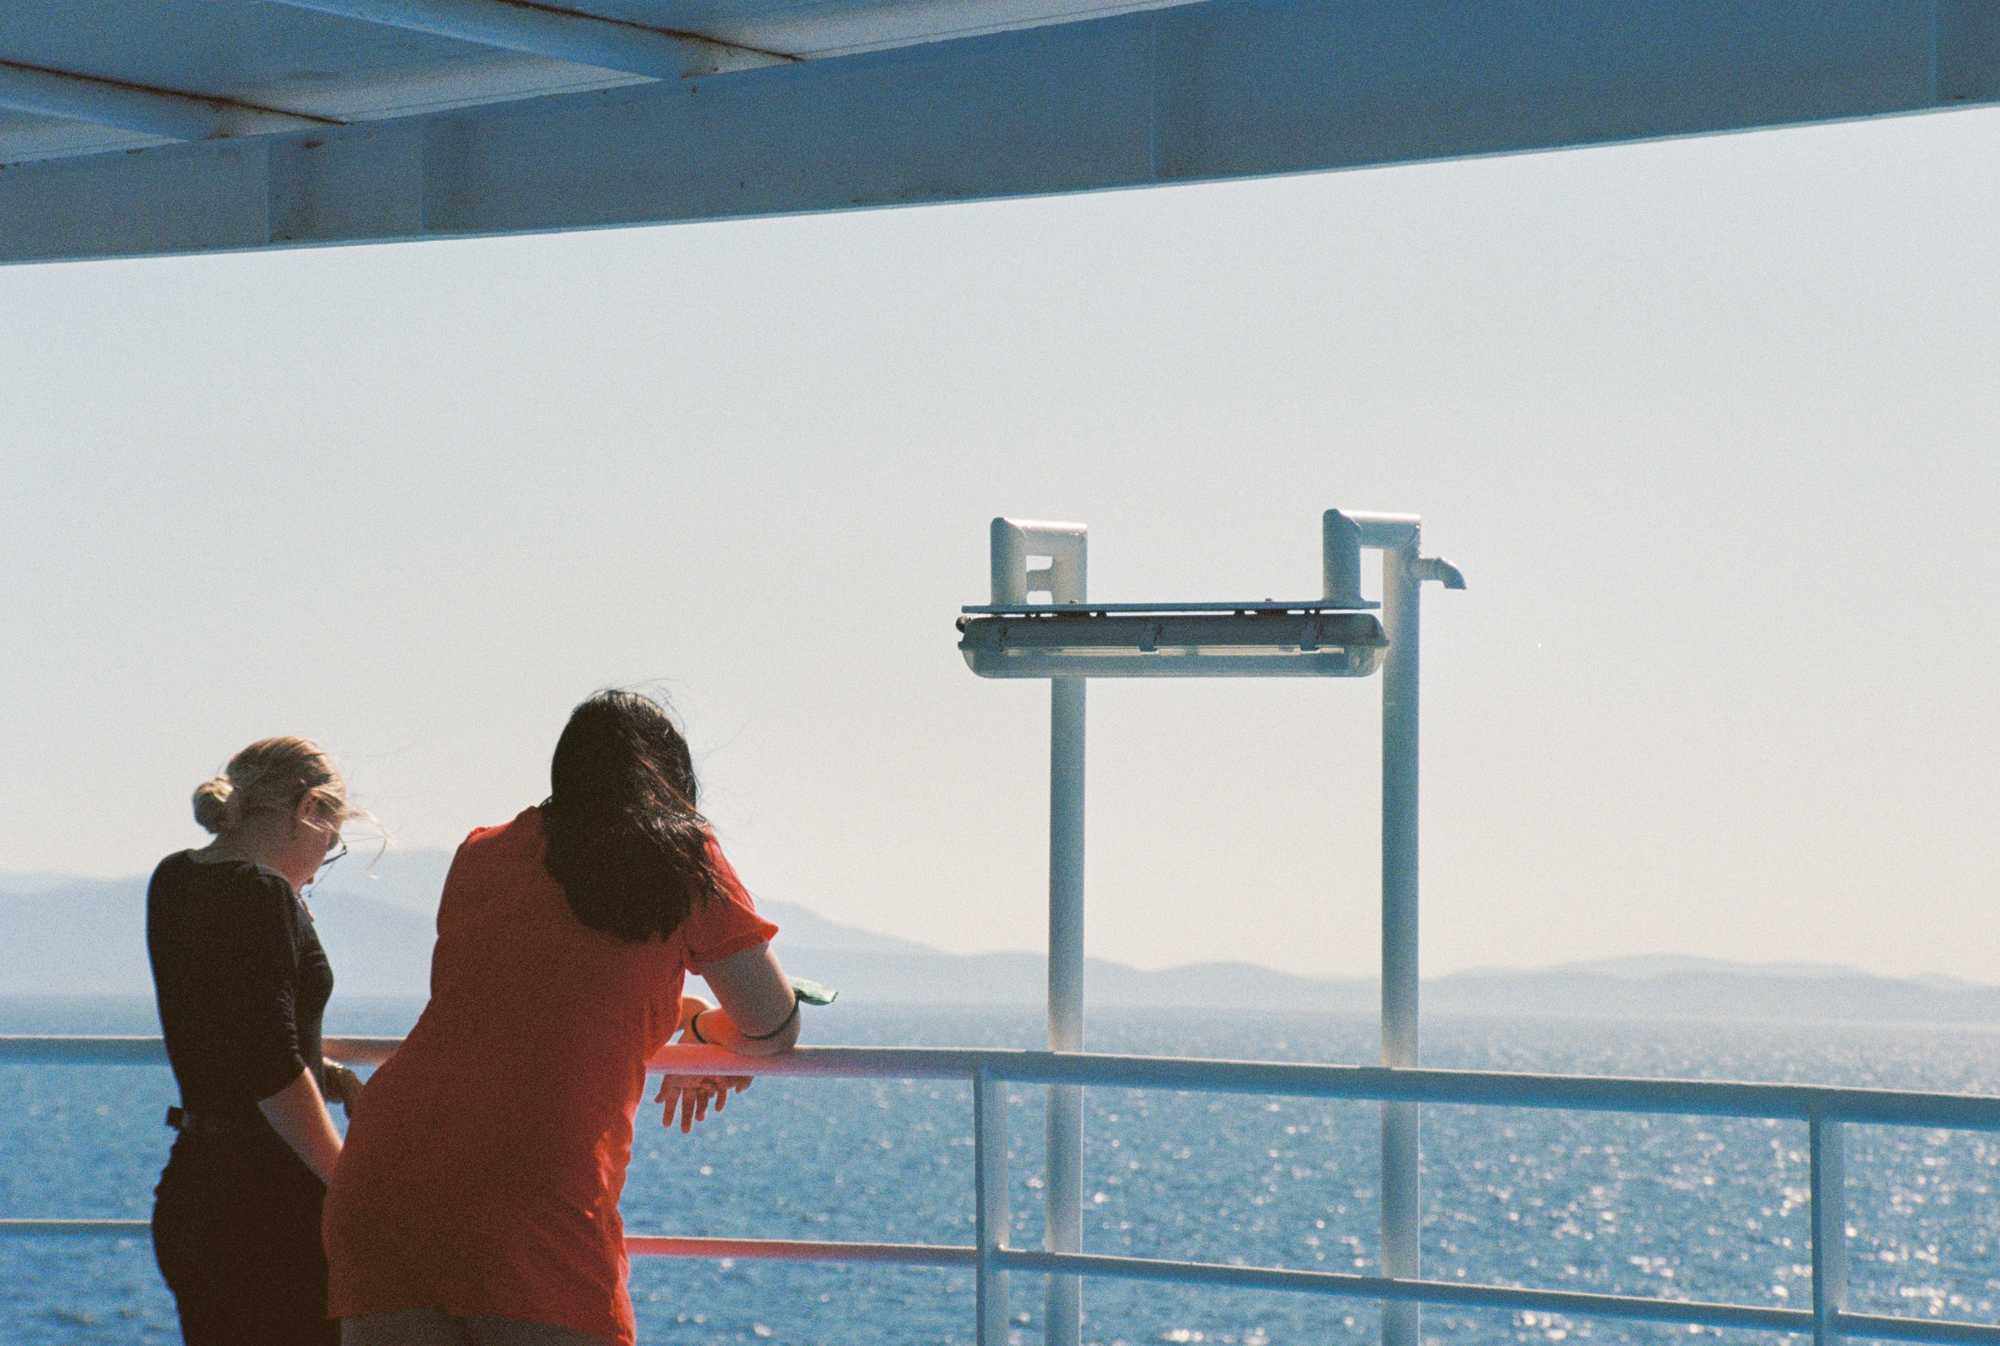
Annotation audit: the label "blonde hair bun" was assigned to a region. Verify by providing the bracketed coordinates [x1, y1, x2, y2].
[190, 776, 240, 835]
[190, 736, 364, 840]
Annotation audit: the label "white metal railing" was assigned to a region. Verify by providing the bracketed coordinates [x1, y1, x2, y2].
[7, 1036, 2000, 1346]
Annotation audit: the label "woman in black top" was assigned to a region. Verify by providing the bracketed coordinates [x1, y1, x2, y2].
[148, 736, 366, 1346]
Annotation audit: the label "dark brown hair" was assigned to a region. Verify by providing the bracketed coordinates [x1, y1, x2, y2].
[541, 690, 721, 941]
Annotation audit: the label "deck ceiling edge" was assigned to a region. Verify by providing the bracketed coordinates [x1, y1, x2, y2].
[3, 0, 1998, 266]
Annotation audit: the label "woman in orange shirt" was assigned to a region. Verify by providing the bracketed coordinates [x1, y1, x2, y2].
[324, 691, 802, 1346]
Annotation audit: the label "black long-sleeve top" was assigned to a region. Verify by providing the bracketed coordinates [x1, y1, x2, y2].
[147, 852, 334, 1119]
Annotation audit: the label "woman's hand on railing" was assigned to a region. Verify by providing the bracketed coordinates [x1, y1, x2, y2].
[324, 1060, 366, 1118]
[653, 1073, 749, 1134]
[657, 995, 752, 1133]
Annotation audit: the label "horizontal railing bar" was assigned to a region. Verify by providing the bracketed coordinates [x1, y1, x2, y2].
[0, 1216, 972, 1268]
[12, 1036, 2000, 1132]
[996, 1250, 1808, 1333]
[1837, 1313, 2000, 1345]
[969, 1053, 2000, 1131]
[5, 1216, 1996, 1342]
[428, 1042, 2000, 1129]
[326, 1036, 399, 1067]
[627, 1235, 973, 1267]
[0, 1218, 149, 1239]
[0, 1036, 169, 1066]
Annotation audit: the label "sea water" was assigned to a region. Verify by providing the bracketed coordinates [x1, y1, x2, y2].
[5, 998, 2000, 1345]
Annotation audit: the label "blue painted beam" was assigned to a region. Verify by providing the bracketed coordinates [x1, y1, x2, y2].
[3, 0, 1997, 265]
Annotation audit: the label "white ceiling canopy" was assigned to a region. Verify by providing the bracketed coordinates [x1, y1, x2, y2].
[2, 0, 1996, 266]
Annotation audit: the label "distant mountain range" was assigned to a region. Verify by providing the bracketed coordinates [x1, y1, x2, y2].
[6, 855, 2000, 1025]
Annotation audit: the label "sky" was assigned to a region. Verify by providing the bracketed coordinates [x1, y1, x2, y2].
[2, 106, 1997, 983]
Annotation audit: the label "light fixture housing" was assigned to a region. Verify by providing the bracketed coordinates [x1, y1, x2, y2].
[957, 603, 1387, 679]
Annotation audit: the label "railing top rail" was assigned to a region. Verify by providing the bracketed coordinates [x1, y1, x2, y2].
[8, 1035, 2000, 1132]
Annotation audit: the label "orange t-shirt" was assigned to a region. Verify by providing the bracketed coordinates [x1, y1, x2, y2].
[323, 808, 778, 1345]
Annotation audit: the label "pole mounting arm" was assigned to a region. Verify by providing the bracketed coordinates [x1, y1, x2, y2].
[1414, 556, 1467, 590]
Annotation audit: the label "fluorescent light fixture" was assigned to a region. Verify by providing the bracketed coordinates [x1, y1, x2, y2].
[961, 512, 1405, 678]
[958, 607, 1387, 679]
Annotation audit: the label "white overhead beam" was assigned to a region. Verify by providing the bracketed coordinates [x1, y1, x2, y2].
[255, 1, 1215, 82]
[262, 0, 796, 79]
[0, 60, 331, 141]
[695, 0, 1213, 61]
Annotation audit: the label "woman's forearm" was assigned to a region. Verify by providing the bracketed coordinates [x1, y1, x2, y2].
[257, 1066, 344, 1183]
[690, 1002, 799, 1056]
[692, 943, 803, 1055]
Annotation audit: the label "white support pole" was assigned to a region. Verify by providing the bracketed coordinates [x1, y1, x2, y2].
[991, 515, 1091, 1346]
[1379, 535, 1423, 1346]
[975, 1067, 1012, 1346]
[1811, 1113, 1848, 1346]
[1046, 672, 1087, 1346]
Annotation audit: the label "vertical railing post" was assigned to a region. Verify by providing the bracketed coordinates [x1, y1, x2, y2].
[1379, 534, 1423, 1346]
[1811, 1112, 1848, 1346]
[975, 1067, 1012, 1346]
[1046, 673, 1087, 1346]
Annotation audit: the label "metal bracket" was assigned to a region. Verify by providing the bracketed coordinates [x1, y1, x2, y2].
[1414, 556, 1468, 590]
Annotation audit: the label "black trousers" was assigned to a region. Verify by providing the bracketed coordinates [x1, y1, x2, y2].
[152, 1132, 339, 1346]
